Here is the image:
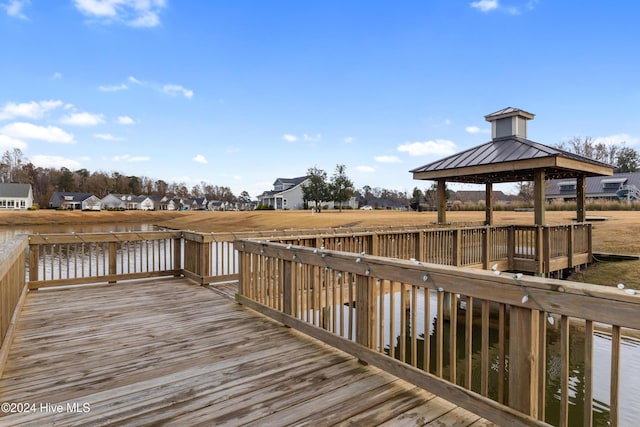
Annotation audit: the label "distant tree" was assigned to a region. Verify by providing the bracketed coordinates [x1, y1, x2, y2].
[238, 191, 252, 204]
[424, 182, 449, 208]
[557, 136, 618, 165]
[0, 148, 25, 183]
[59, 167, 74, 192]
[517, 181, 534, 203]
[128, 175, 141, 195]
[615, 146, 640, 172]
[329, 164, 354, 212]
[410, 187, 423, 211]
[302, 166, 329, 212]
[191, 185, 202, 198]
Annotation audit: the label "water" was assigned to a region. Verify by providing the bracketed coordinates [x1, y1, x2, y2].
[331, 290, 639, 426]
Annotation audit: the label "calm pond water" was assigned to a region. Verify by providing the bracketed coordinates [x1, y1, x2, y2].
[0, 223, 161, 243]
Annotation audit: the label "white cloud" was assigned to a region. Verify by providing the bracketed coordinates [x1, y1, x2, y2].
[1, 122, 75, 143]
[163, 84, 194, 99]
[344, 136, 354, 144]
[233, 175, 242, 181]
[32, 155, 81, 169]
[0, 100, 63, 120]
[112, 154, 150, 162]
[99, 83, 128, 92]
[226, 146, 240, 153]
[73, 0, 167, 28]
[283, 134, 298, 142]
[444, 119, 452, 126]
[60, 112, 105, 126]
[356, 165, 376, 173]
[52, 72, 62, 80]
[117, 115, 135, 125]
[2, 0, 30, 20]
[303, 133, 321, 142]
[594, 134, 640, 146]
[374, 155, 402, 163]
[193, 154, 208, 164]
[128, 75, 143, 85]
[93, 133, 123, 141]
[0, 134, 27, 149]
[397, 139, 457, 157]
[470, 0, 498, 12]
[465, 126, 490, 134]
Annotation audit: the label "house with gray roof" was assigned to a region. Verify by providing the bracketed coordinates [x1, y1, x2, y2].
[546, 172, 640, 202]
[258, 177, 309, 210]
[49, 192, 102, 210]
[0, 183, 33, 210]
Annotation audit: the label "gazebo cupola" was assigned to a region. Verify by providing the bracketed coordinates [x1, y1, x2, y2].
[485, 107, 535, 140]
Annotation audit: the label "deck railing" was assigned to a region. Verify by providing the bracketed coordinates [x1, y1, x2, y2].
[27, 231, 183, 289]
[0, 236, 28, 374]
[25, 223, 592, 289]
[235, 239, 639, 427]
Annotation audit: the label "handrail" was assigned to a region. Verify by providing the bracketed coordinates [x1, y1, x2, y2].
[235, 239, 639, 426]
[0, 236, 28, 377]
[26, 224, 592, 289]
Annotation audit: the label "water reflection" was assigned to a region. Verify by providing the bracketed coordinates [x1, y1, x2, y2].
[370, 290, 639, 426]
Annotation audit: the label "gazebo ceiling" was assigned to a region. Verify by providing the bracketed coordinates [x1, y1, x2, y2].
[410, 136, 614, 184]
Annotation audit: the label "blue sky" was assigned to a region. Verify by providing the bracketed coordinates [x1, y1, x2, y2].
[1, 1, 639, 198]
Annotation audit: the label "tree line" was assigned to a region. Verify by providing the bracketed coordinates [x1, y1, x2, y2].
[0, 148, 250, 208]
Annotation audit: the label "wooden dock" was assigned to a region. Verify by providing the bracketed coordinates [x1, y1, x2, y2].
[0, 278, 493, 426]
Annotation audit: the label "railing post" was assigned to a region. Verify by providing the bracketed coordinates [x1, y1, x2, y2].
[417, 231, 426, 262]
[173, 236, 182, 277]
[507, 226, 515, 270]
[587, 223, 593, 263]
[355, 275, 375, 349]
[452, 229, 462, 267]
[482, 227, 490, 270]
[370, 233, 379, 256]
[567, 225, 574, 267]
[535, 226, 544, 276]
[108, 241, 117, 284]
[28, 244, 39, 284]
[509, 306, 540, 418]
[199, 239, 211, 285]
[282, 260, 294, 316]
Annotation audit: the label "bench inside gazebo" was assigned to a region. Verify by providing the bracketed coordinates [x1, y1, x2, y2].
[410, 107, 614, 277]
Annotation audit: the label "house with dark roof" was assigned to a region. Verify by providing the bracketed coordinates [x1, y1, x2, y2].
[258, 177, 309, 210]
[0, 183, 33, 210]
[49, 192, 102, 210]
[546, 172, 640, 202]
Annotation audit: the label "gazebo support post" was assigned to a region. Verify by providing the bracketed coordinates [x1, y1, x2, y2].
[576, 174, 586, 222]
[485, 182, 493, 226]
[534, 170, 545, 226]
[437, 179, 447, 224]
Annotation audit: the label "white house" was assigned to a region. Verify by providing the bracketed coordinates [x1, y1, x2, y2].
[101, 194, 156, 210]
[0, 183, 33, 210]
[257, 176, 358, 210]
[258, 177, 309, 210]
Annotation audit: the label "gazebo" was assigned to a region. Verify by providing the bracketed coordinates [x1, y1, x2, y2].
[410, 107, 614, 226]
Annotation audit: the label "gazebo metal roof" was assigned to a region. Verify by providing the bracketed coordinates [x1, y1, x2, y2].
[410, 136, 613, 184]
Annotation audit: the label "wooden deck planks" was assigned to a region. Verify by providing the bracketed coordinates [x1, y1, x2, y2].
[0, 277, 494, 426]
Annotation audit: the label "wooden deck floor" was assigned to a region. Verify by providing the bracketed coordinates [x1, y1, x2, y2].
[0, 278, 495, 426]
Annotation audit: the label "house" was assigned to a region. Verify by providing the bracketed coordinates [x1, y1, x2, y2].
[0, 183, 33, 210]
[189, 197, 208, 210]
[49, 192, 102, 210]
[546, 172, 640, 202]
[258, 177, 309, 210]
[102, 194, 156, 210]
[258, 176, 358, 210]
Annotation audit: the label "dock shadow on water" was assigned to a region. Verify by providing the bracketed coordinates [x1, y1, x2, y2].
[377, 291, 639, 426]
